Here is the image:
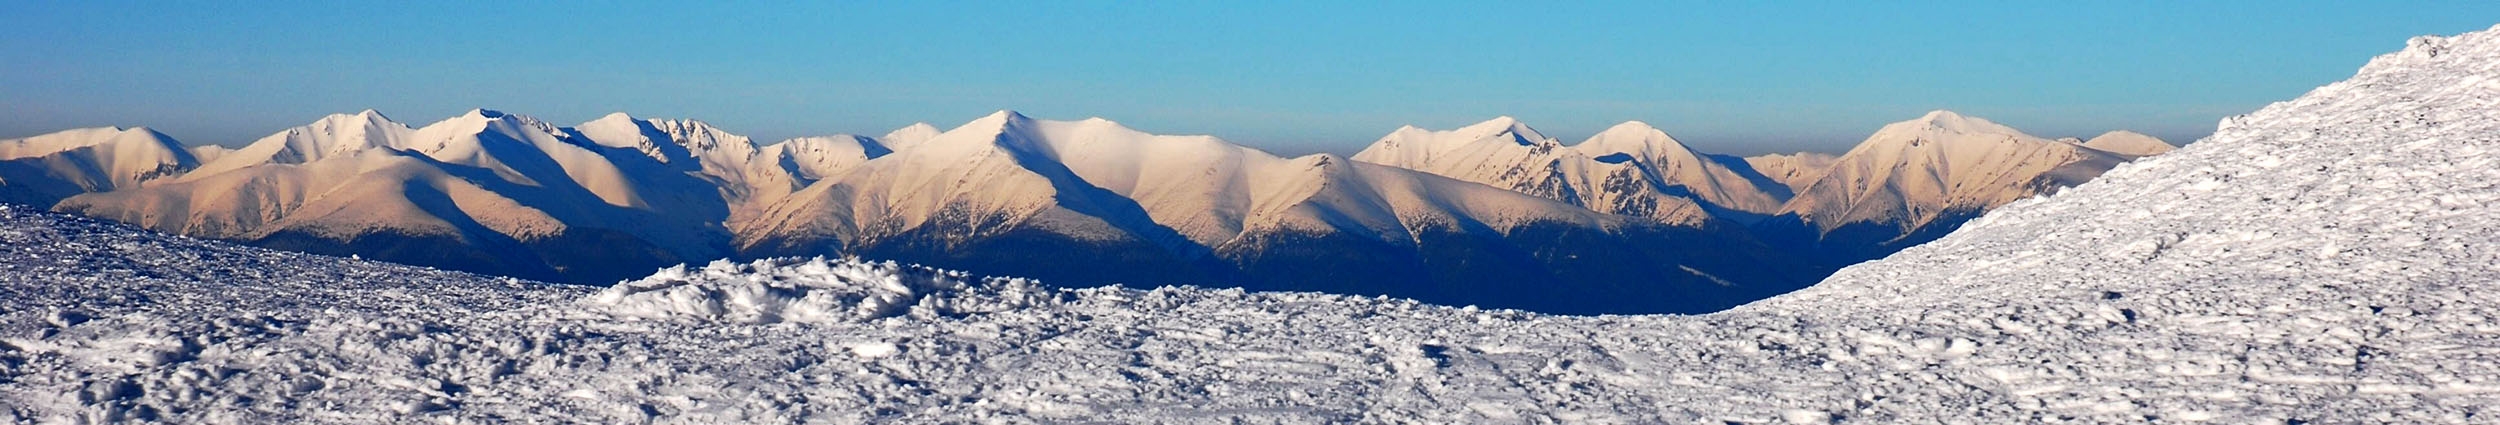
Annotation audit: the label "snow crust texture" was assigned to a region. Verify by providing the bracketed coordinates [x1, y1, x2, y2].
[585, 258, 1051, 325]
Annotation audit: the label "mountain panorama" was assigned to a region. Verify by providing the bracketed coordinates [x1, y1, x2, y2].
[0, 108, 2170, 313]
[5, 24, 2498, 422]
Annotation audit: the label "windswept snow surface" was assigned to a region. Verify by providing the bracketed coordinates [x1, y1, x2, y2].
[9, 25, 2500, 424]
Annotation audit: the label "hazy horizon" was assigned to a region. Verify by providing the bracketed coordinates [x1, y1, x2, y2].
[7, 2, 2499, 156]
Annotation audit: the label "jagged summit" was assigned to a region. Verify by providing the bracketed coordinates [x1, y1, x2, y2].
[184, 110, 413, 177]
[1353, 116, 1792, 222]
[309, 110, 403, 132]
[1461, 116, 1552, 146]
[731, 111, 1793, 313]
[10, 105, 2153, 315]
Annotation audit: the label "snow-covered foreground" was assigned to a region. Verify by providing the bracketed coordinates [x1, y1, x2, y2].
[8, 23, 2500, 425]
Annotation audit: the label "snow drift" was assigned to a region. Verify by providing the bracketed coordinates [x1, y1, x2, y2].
[583, 257, 1053, 325]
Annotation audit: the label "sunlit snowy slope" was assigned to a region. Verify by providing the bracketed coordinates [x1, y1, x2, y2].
[0, 127, 197, 207]
[7, 24, 2500, 424]
[14, 109, 1803, 313]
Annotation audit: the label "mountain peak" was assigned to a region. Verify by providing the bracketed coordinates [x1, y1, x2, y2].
[1593, 120, 1669, 138]
[1578, 120, 1694, 157]
[1454, 116, 1548, 144]
[592, 111, 638, 123]
[1917, 109, 1966, 122]
[1878, 109, 2027, 139]
[1461, 115, 1522, 131]
[984, 110, 1031, 122]
[2080, 130, 2175, 156]
[881, 123, 942, 149]
[2093, 130, 2154, 139]
[315, 109, 403, 128]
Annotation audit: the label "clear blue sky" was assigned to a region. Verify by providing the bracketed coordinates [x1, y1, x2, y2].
[5, 2, 2498, 156]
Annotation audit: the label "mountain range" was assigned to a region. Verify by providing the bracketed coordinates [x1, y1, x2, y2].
[0, 108, 2170, 313]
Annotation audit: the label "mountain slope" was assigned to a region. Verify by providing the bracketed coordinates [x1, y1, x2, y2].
[1759, 110, 2137, 263]
[742, 111, 1807, 313]
[1351, 117, 1751, 225]
[1571, 121, 1790, 214]
[55, 110, 733, 283]
[21, 110, 1803, 313]
[1741, 151, 1839, 194]
[0, 127, 198, 207]
[738, 111, 1232, 286]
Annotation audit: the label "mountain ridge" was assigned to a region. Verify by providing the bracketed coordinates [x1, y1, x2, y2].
[4, 107, 2159, 313]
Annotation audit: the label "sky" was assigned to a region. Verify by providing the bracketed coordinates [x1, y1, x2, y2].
[5, 2, 2499, 156]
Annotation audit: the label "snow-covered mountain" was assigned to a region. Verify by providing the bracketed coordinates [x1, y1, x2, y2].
[7, 23, 2500, 422]
[741, 111, 1805, 313]
[10, 110, 1803, 313]
[54, 110, 736, 283]
[0, 126, 198, 207]
[1351, 112, 2167, 267]
[737, 133, 890, 225]
[2077, 130, 2177, 156]
[1350, 117, 1785, 224]
[2, 107, 2157, 313]
[1740, 151, 1839, 194]
[1757, 110, 2144, 263]
[877, 122, 943, 150]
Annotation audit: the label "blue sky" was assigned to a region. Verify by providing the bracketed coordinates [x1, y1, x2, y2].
[4, 2, 2498, 155]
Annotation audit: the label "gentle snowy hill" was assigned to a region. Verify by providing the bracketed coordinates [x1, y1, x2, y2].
[2078, 130, 2177, 156]
[7, 23, 2500, 421]
[878, 122, 943, 150]
[1759, 110, 2144, 264]
[0, 127, 198, 207]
